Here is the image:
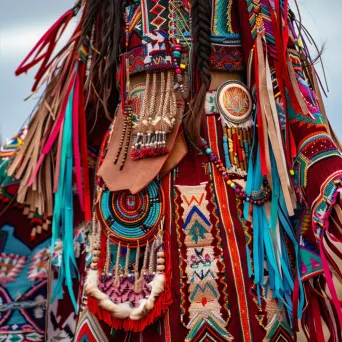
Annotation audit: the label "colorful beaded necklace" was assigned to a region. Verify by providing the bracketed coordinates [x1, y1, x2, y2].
[200, 137, 271, 206]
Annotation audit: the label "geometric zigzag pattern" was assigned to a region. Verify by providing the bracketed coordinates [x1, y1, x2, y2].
[74, 309, 108, 342]
[263, 289, 293, 342]
[176, 183, 233, 342]
[0, 253, 27, 283]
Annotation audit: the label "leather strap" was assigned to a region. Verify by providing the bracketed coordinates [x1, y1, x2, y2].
[257, 36, 295, 215]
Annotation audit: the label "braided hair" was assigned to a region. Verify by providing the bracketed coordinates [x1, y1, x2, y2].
[80, 0, 122, 120]
[183, 0, 212, 143]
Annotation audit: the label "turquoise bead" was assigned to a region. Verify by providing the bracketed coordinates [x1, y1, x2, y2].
[173, 51, 181, 58]
[205, 148, 212, 155]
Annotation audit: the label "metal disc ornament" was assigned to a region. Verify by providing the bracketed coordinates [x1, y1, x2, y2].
[98, 180, 164, 247]
[215, 81, 252, 125]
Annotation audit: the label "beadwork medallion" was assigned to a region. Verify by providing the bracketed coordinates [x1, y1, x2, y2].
[216, 81, 252, 125]
[98, 180, 164, 247]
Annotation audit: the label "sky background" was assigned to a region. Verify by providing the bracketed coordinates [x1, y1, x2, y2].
[0, 0, 341, 141]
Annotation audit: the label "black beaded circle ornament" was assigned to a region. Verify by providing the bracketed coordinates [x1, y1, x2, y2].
[215, 81, 253, 124]
[97, 181, 164, 247]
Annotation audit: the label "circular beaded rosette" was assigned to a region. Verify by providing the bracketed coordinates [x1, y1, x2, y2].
[98, 181, 164, 247]
[215, 81, 252, 124]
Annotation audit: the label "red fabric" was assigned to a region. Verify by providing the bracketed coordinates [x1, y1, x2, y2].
[236, 0, 254, 72]
[78, 63, 92, 221]
[72, 67, 84, 211]
[305, 156, 342, 207]
[310, 288, 325, 342]
[207, 117, 266, 341]
[0, 205, 51, 247]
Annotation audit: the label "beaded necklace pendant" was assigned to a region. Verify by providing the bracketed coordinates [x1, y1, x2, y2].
[215, 81, 254, 177]
[85, 180, 172, 332]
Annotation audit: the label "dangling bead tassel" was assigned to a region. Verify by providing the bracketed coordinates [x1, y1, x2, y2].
[136, 241, 149, 294]
[131, 70, 177, 160]
[90, 215, 96, 253]
[131, 73, 151, 160]
[154, 70, 176, 156]
[152, 71, 166, 156]
[115, 56, 132, 170]
[104, 235, 111, 276]
[114, 242, 121, 288]
[148, 240, 156, 275]
[134, 242, 141, 293]
[120, 102, 133, 170]
[90, 218, 101, 270]
[85, 24, 95, 81]
[145, 72, 158, 158]
[114, 105, 129, 165]
[124, 245, 130, 276]
[141, 241, 149, 277]
[156, 225, 166, 273]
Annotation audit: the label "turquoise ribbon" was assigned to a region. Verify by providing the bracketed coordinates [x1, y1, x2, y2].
[50, 79, 79, 313]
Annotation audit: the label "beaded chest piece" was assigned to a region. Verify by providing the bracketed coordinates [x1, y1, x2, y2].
[98, 180, 164, 246]
[85, 180, 172, 332]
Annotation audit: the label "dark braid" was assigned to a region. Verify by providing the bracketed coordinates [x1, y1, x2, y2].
[183, 0, 212, 143]
[80, 0, 99, 45]
[99, 0, 122, 73]
[79, 0, 122, 121]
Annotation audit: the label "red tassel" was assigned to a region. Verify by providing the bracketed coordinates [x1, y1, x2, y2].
[141, 148, 148, 159]
[311, 278, 341, 341]
[268, 3, 302, 114]
[131, 149, 140, 160]
[15, 8, 76, 91]
[302, 278, 342, 341]
[274, 60, 294, 167]
[282, 0, 290, 54]
[97, 230, 108, 275]
[87, 222, 173, 332]
[78, 63, 92, 221]
[319, 238, 342, 325]
[292, 273, 300, 332]
[289, 128, 297, 159]
[158, 147, 169, 156]
[72, 65, 84, 211]
[87, 278, 172, 333]
[27, 71, 77, 187]
[51, 25, 81, 98]
[310, 288, 326, 342]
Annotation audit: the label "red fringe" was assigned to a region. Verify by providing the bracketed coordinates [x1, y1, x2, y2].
[268, 3, 302, 114]
[131, 147, 169, 161]
[130, 149, 140, 160]
[78, 63, 92, 221]
[301, 278, 342, 341]
[292, 273, 300, 332]
[87, 282, 172, 332]
[87, 224, 173, 332]
[97, 229, 108, 275]
[15, 8, 76, 91]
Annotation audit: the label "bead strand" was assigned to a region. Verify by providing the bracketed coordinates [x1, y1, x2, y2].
[200, 138, 271, 206]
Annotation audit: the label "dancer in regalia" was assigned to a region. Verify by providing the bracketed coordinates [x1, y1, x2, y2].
[1, 1, 342, 341]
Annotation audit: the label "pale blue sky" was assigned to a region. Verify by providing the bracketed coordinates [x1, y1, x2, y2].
[0, 0, 341, 140]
